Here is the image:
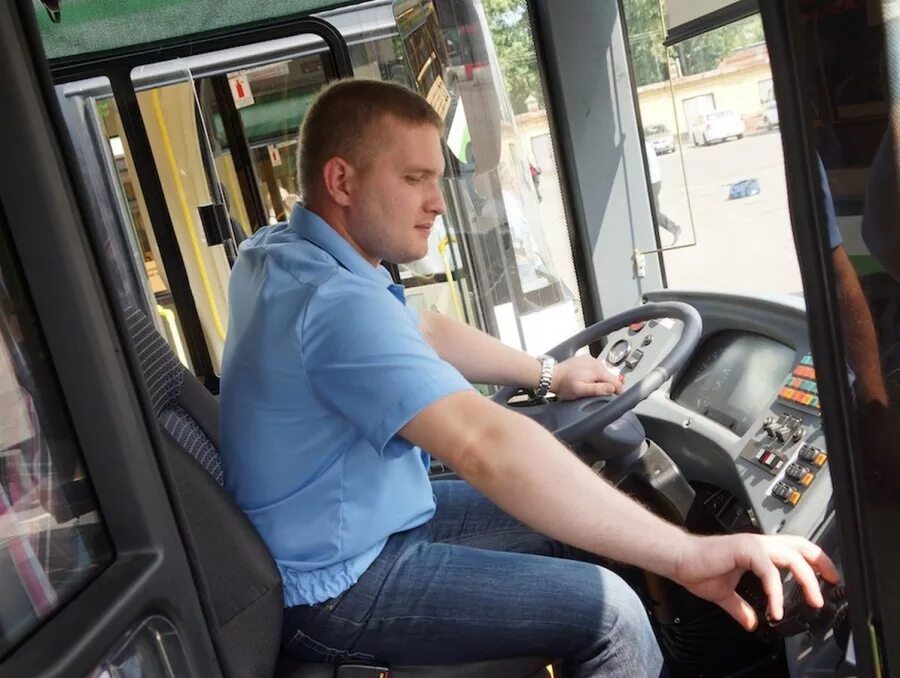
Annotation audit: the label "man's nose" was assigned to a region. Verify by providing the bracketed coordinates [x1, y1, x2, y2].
[427, 182, 446, 215]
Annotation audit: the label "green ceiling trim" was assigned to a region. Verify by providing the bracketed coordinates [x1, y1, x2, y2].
[34, 0, 356, 60]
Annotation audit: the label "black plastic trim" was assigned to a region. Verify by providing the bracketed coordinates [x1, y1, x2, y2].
[48, 16, 354, 85]
[208, 75, 269, 231]
[664, 0, 758, 46]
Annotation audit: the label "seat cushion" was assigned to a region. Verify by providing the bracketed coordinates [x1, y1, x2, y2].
[274, 654, 552, 677]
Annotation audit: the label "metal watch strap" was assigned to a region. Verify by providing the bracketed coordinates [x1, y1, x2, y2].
[535, 354, 556, 398]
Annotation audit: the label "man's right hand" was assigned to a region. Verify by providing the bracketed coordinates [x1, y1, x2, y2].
[671, 533, 840, 631]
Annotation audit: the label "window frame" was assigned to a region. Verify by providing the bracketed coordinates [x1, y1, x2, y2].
[48, 17, 354, 389]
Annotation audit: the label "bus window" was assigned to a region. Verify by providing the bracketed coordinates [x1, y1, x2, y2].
[54, 80, 196, 371]
[57, 2, 590, 374]
[129, 69, 233, 371]
[127, 37, 333, 373]
[624, 6, 803, 297]
[375, 0, 587, 354]
[0, 218, 113, 659]
[217, 53, 330, 225]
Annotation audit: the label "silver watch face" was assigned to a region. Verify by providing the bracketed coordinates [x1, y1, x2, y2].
[606, 339, 630, 366]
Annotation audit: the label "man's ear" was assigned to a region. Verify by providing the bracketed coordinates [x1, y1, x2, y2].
[321, 156, 355, 207]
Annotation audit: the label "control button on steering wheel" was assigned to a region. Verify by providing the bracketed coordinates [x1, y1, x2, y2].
[607, 339, 631, 366]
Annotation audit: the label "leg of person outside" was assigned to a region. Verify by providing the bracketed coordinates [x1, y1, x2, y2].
[651, 181, 681, 242]
[283, 480, 664, 677]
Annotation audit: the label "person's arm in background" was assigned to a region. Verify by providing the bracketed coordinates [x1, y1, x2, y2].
[832, 245, 888, 406]
[818, 156, 888, 407]
[419, 309, 623, 399]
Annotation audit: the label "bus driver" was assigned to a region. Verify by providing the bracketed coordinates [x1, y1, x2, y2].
[220, 79, 838, 677]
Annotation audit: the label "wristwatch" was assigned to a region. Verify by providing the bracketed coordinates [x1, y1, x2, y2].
[535, 354, 557, 398]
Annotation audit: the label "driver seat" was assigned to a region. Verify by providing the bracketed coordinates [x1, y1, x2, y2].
[123, 307, 553, 678]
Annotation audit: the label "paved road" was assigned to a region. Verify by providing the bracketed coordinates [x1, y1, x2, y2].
[522, 128, 802, 348]
[655, 130, 804, 297]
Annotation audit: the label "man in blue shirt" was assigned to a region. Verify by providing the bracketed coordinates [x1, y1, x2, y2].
[221, 79, 837, 676]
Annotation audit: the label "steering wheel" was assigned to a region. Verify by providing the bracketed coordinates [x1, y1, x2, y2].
[491, 301, 702, 446]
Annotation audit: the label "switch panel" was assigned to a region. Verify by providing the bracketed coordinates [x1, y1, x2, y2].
[739, 355, 829, 512]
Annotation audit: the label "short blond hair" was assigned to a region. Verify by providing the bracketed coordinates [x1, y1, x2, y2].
[297, 79, 443, 200]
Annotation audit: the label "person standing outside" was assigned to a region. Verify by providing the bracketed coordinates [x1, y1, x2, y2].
[529, 161, 542, 201]
[645, 139, 682, 242]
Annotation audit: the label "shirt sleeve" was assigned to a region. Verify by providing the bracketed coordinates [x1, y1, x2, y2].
[817, 155, 843, 250]
[300, 276, 474, 456]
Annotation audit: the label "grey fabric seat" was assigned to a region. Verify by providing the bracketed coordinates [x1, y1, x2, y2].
[123, 307, 552, 678]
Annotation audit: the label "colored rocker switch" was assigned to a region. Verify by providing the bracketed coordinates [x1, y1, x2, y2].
[772, 481, 802, 506]
[799, 445, 828, 468]
[755, 449, 783, 470]
[785, 463, 815, 487]
[772, 482, 791, 501]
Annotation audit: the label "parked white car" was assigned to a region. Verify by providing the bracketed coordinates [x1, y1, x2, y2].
[644, 123, 676, 154]
[690, 109, 745, 146]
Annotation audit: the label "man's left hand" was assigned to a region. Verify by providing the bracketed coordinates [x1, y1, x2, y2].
[551, 354, 623, 400]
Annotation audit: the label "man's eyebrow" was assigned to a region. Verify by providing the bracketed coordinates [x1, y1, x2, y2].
[403, 165, 443, 176]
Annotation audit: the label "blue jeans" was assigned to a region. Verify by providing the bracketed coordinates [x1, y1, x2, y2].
[283, 480, 664, 677]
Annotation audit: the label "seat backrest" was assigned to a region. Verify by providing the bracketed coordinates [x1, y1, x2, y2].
[124, 307, 283, 678]
[126, 308, 223, 482]
[124, 308, 554, 678]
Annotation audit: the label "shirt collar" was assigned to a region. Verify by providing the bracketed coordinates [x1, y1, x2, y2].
[289, 205, 398, 293]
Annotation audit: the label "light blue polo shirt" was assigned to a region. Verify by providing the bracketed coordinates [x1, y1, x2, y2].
[220, 205, 474, 607]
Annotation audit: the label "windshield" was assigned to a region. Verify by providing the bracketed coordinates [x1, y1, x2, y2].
[624, 7, 802, 297]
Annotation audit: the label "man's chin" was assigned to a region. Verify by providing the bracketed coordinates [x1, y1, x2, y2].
[393, 249, 429, 265]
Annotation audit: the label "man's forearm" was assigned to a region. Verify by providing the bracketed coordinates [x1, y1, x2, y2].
[405, 392, 691, 577]
[419, 309, 542, 388]
[467, 410, 690, 577]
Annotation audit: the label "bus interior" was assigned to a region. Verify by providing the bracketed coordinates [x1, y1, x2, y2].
[1, 0, 900, 676]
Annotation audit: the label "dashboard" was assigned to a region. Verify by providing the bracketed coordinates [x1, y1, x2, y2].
[599, 290, 833, 538]
[595, 289, 845, 676]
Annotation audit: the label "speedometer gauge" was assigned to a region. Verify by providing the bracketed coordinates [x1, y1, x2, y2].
[607, 339, 631, 366]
